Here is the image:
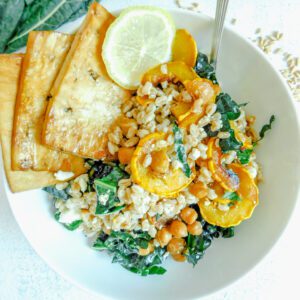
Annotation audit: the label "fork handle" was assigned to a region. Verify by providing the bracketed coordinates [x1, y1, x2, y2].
[210, 0, 229, 70]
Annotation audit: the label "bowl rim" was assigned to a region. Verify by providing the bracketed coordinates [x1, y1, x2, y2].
[4, 6, 300, 300]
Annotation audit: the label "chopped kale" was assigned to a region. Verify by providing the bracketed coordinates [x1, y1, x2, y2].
[93, 231, 167, 276]
[184, 204, 235, 266]
[94, 165, 129, 215]
[173, 124, 192, 177]
[194, 52, 218, 84]
[258, 115, 275, 140]
[216, 93, 241, 120]
[237, 148, 253, 164]
[63, 220, 83, 231]
[218, 130, 242, 152]
[43, 185, 70, 200]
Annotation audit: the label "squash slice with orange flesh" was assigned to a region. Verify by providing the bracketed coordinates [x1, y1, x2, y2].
[199, 163, 259, 227]
[141, 61, 198, 86]
[207, 138, 240, 192]
[172, 29, 198, 67]
[131, 132, 194, 197]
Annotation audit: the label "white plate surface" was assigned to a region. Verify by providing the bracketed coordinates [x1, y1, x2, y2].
[3, 8, 300, 300]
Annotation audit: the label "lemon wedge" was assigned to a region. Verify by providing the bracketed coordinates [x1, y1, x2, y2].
[102, 6, 175, 90]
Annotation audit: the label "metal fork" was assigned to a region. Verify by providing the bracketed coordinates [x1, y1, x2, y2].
[210, 0, 230, 70]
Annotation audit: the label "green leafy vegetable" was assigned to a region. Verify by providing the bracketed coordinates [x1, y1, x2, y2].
[173, 124, 192, 177]
[66, 0, 94, 22]
[203, 124, 218, 137]
[63, 219, 83, 231]
[94, 165, 128, 215]
[185, 205, 235, 266]
[4, 0, 95, 53]
[258, 115, 275, 140]
[43, 185, 70, 200]
[213, 93, 243, 153]
[53, 209, 82, 231]
[223, 191, 241, 201]
[216, 93, 241, 120]
[238, 102, 249, 107]
[0, 0, 25, 52]
[54, 210, 61, 221]
[93, 231, 166, 276]
[218, 130, 242, 152]
[237, 148, 253, 164]
[194, 52, 218, 84]
[25, 0, 35, 5]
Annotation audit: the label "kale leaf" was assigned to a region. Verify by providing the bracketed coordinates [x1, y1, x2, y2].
[218, 130, 242, 152]
[63, 220, 83, 231]
[93, 231, 167, 276]
[216, 93, 241, 120]
[173, 124, 192, 177]
[0, 0, 24, 52]
[194, 52, 218, 84]
[237, 148, 253, 164]
[215, 93, 243, 153]
[43, 185, 70, 200]
[4, 0, 97, 53]
[94, 165, 129, 215]
[184, 204, 235, 266]
[258, 115, 275, 140]
[53, 210, 82, 231]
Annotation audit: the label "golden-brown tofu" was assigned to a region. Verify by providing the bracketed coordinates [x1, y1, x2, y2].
[42, 3, 131, 159]
[0, 54, 59, 192]
[11, 31, 86, 176]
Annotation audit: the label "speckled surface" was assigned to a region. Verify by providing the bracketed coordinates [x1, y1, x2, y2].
[0, 0, 299, 299]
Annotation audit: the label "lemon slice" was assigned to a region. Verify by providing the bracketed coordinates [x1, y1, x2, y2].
[102, 6, 175, 90]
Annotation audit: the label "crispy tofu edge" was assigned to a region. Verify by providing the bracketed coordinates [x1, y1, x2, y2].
[0, 54, 59, 192]
[11, 31, 87, 175]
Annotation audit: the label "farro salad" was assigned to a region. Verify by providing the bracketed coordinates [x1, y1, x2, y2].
[43, 6, 275, 276]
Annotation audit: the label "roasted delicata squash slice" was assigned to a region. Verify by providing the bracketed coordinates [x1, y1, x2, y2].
[199, 163, 259, 227]
[172, 29, 198, 67]
[141, 61, 198, 86]
[131, 132, 194, 197]
[0, 54, 59, 192]
[207, 138, 240, 192]
[177, 78, 220, 129]
[11, 31, 86, 176]
[42, 3, 131, 159]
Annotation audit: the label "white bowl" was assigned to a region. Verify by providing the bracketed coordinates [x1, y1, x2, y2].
[2, 8, 300, 300]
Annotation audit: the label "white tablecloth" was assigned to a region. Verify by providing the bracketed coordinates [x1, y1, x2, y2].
[1, 0, 299, 299]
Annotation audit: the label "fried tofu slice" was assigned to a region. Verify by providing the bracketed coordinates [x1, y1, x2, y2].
[42, 3, 131, 159]
[11, 31, 86, 176]
[0, 54, 59, 192]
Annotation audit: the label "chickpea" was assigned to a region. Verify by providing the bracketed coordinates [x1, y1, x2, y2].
[138, 243, 154, 256]
[118, 147, 135, 164]
[180, 207, 198, 225]
[151, 150, 170, 174]
[156, 228, 172, 247]
[189, 182, 208, 199]
[187, 221, 203, 236]
[167, 238, 186, 255]
[172, 253, 186, 262]
[169, 220, 188, 238]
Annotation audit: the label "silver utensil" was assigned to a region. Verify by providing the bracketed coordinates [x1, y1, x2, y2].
[210, 0, 229, 70]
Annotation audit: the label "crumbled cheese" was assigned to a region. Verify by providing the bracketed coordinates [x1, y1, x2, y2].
[204, 200, 211, 206]
[54, 171, 74, 181]
[160, 64, 168, 74]
[218, 203, 230, 212]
